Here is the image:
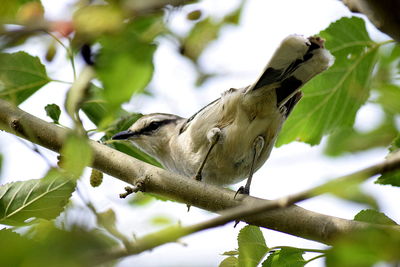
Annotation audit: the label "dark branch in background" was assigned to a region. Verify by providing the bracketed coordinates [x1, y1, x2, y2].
[1, 98, 400, 247]
[342, 0, 400, 42]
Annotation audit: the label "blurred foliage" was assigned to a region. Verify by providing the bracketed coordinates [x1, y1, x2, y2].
[354, 209, 398, 225]
[0, 0, 400, 266]
[0, 221, 117, 267]
[58, 133, 93, 178]
[0, 0, 43, 22]
[326, 227, 400, 267]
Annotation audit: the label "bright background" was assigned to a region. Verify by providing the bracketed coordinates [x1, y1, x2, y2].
[1, 0, 399, 266]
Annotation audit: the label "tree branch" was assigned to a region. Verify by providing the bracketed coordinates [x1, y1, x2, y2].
[342, 0, 400, 42]
[1, 98, 399, 246]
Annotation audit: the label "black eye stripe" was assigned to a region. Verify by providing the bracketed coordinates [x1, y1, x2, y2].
[138, 119, 175, 135]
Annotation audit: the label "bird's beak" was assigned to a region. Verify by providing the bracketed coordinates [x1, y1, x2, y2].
[112, 130, 137, 140]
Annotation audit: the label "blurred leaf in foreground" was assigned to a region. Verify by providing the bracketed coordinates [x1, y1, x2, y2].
[277, 17, 379, 146]
[324, 118, 398, 156]
[95, 22, 156, 119]
[59, 134, 93, 178]
[0, 221, 116, 266]
[326, 227, 400, 267]
[354, 209, 398, 225]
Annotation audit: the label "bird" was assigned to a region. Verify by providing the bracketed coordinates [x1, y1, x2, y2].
[112, 35, 334, 196]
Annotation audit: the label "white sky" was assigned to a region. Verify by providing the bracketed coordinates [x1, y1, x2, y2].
[0, 0, 399, 266]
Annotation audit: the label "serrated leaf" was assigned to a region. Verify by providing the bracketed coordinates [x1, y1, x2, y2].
[375, 170, 400, 187]
[59, 134, 93, 178]
[0, 52, 50, 105]
[262, 247, 306, 267]
[238, 225, 268, 267]
[44, 103, 61, 124]
[0, 169, 76, 226]
[219, 256, 239, 267]
[375, 134, 400, 187]
[277, 17, 379, 146]
[354, 209, 397, 225]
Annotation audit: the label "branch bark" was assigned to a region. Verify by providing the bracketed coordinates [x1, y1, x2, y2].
[342, 0, 400, 42]
[0, 98, 399, 245]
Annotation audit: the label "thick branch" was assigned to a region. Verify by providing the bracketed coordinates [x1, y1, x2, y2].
[0, 98, 399, 245]
[342, 0, 400, 42]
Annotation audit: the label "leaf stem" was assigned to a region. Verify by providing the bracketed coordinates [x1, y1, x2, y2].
[268, 246, 327, 254]
[45, 31, 77, 80]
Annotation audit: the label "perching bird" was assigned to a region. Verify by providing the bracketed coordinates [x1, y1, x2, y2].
[113, 35, 334, 195]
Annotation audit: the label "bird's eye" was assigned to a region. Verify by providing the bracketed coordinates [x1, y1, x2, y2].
[146, 121, 161, 132]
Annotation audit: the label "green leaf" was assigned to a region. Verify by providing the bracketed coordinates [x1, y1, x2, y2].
[44, 104, 61, 124]
[238, 225, 268, 267]
[0, 169, 76, 226]
[129, 192, 155, 206]
[59, 134, 93, 178]
[0, 52, 50, 105]
[375, 170, 400, 187]
[0, 221, 116, 266]
[375, 134, 400, 186]
[222, 250, 239, 256]
[377, 84, 400, 114]
[96, 25, 156, 114]
[0, 0, 42, 21]
[314, 175, 378, 208]
[66, 67, 94, 118]
[326, 228, 400, 267]
[324, 120, 398, 156]
[182, 4, 243, 63]
[277, 17, 379, 146]
[219, 256, 239, 267]
[0, 153, 3, 176]
[388, 133, 400, 153]
[181, 18, 223, 62]
[262, 247, 306, 267]
[354, 209, 398, 225]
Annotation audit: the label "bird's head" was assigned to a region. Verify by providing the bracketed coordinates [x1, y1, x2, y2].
[112, 113, 183, 159]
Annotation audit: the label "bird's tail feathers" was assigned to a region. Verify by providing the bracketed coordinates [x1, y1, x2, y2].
[248, 35, 334, 108]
